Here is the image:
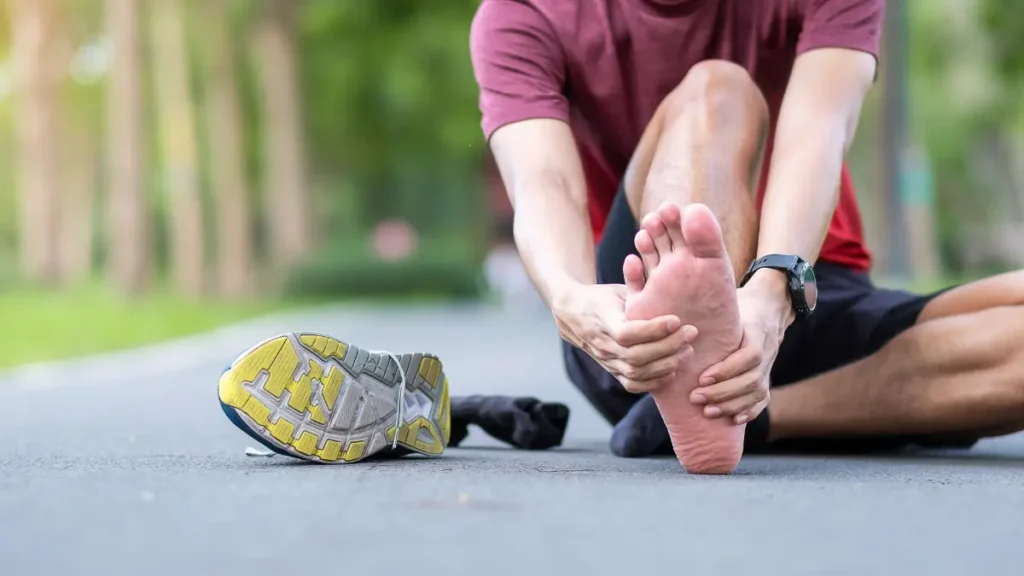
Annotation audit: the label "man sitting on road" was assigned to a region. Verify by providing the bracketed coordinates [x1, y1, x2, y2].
[219, 0, 1024, 472]
[469, 0, 1024, 473]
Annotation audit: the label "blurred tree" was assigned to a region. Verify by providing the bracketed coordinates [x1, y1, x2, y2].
[297, 2, 486, 241]
[10, 0, 62, 283]
[107, 0, 150, 295]
[60, 119, 98, 283]
[251, 0, 311, 276]
[150, 0, 204, 297]
[196, 0, 254, 297]
[58, 0, 105, 283]
[979, 0, 1024, 84]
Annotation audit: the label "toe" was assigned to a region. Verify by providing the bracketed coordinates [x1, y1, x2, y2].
[623, 254, 646, 296]
[634, 229, 659, 269]
[681, 204, 727, 259]
[641, 212, 673, 257]
[657, 202, 687, 249]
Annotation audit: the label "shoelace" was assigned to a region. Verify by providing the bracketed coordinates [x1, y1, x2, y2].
[246, 349, 407, 457]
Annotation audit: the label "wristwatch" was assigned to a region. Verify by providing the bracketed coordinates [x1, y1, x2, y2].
[739, 254, 818, 319]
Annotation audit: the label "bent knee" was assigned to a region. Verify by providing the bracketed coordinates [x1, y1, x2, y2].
[661, 60, 768, 128]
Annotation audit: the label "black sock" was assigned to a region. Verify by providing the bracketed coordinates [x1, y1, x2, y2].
[449, 395, 570, 450]
[609, 394, 673, 457]
[744, 408, 771, 452]
[611, 393, 773, 457]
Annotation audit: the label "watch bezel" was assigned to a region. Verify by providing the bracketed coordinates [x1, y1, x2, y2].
[790, 259, 815, 316]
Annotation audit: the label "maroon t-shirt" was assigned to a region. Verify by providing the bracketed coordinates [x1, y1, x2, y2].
[470, 0, 882, 271]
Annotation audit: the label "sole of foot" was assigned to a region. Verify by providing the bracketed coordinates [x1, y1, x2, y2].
[218, 332, 451, 463]
[624, 202, 745, 474]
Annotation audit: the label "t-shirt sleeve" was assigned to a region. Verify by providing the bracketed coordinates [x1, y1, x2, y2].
[470, 0, 569, 141]
[796, 0, 884, 59]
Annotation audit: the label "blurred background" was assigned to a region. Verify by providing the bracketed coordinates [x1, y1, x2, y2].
[0, 0, 1020, 368]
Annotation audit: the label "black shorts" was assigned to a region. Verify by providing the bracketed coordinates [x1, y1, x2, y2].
[562, 189, 964, 455]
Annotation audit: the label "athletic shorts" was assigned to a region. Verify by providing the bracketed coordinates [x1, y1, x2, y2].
[562, 188, 971, 455]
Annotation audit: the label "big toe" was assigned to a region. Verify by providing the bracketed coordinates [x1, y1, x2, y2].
[681, 204, 727, 259]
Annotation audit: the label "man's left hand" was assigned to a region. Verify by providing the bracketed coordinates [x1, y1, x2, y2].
[689, 276, 792, 425]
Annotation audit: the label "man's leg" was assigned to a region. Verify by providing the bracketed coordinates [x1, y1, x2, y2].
[768, 270, 1024, 444]
[621, 60, 768, 279]
[561, 60, 770, 468]
[611, 60, 772, 472]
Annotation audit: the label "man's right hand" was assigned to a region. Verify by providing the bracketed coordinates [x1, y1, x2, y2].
[553, 283, 697, 394]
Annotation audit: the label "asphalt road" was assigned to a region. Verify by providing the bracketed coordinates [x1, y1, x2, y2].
[2, 299, 1024, 576]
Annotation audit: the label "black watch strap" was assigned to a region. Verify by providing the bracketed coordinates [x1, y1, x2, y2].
[740, 254, 800, 287]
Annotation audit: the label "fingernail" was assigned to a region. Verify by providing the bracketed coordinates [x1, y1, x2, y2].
[682, 325, 698, 341]
[704, 406, 721, 418]
[666, 318, 681, 331]
[735, 414, 749, 425]
[690, 393, 706, 405]
[699, 376, 715, 386]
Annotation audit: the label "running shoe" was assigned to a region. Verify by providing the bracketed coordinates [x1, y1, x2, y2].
[218, 332, 451, 462]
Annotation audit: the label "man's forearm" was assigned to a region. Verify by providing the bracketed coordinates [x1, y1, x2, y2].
[757, 121, 847, 263]
[747, 117, 853, 326]
[512, 179, 596, 308]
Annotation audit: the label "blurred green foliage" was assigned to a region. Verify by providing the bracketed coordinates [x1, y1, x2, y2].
[1, 0, 1023, 295]
[907, 0, 1024, 273]
[287, 0, 488, 298]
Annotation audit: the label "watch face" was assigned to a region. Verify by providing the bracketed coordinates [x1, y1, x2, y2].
[802, 264, 818, 310]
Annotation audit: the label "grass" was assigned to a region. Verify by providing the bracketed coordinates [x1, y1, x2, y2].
[0, 285, 302, 369]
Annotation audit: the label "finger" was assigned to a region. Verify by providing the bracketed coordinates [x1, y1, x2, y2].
[606, 356, 679, 387]
[623, 254, 646, 297]
[690, 370, 762, 406]
[656, 202, 687, 248]
[619, 325, 694, 366]
[634, 229, 659, 270]
[698, 343, 763, 386]
[615, 369, 679, 394]
[641, 212, 673, 256]
[611, 341, 696, 394]
[614, 348, 686, 382]
[704, 385, 769, 419]
[733, 393, 770, 425]
[608, 315, 683, 347]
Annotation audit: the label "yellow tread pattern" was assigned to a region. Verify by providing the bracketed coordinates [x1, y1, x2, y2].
[222, 333, 452, 464]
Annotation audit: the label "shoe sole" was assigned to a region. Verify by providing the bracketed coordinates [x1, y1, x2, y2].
[218, 332, 451, 463]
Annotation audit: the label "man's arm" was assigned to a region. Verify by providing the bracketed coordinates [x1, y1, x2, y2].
[691, 48, 877, 422]
[471, 0, 690, 387]
[745, 47, 877, 323]
[489, 119, 594, 309]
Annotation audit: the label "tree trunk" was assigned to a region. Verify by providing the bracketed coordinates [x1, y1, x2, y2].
[251, 0, 312, 274]
[150, 0, 205, 297]
[60, 127, 98, 284]
[107, 0, 150, 295]
[199, 0, 254, 297]
[10, 0, 62, 284]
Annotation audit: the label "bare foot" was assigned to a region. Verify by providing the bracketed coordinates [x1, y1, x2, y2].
[623, 203, 744, 474]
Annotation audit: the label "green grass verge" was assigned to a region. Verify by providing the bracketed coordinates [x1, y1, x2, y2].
[0, 286, 299, 369]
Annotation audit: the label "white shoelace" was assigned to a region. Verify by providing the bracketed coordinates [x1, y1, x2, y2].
[371, 349, 407, 450]
[246, 349, 407, 457]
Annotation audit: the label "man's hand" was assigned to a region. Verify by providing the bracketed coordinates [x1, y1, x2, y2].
[688, 272, 791, 424]
[554, 283, 698, 394]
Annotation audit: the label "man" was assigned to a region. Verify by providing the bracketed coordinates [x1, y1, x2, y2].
[470, 0, 1024, 472]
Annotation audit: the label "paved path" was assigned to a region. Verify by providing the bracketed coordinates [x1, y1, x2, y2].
[2, 302, 1024, 576]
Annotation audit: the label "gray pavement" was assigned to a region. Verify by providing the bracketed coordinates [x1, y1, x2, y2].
[2, 301, 1024, 576]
